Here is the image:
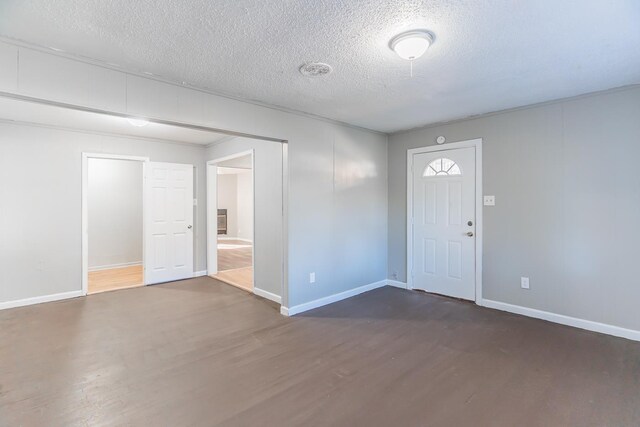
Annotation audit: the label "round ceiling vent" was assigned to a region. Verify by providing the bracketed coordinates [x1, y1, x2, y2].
[299, 62, 333, 77]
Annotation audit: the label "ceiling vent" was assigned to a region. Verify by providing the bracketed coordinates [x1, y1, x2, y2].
[299, 62, 333, 77]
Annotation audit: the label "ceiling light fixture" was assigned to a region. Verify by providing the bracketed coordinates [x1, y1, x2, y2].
[390, 30, 434, 77]
[390, 30, 434, 60]
[126, 118, 149, 127]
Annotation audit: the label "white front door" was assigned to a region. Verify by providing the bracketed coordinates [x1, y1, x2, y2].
[146, 162, 194, 284]
[411, 147, 476, 300]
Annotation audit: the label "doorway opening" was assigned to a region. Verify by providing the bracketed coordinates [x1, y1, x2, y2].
[214, 156, 254, 291]
[208, 151, 255, 292]
[84, 154, 147, 294]
[206, 138, 285, 305]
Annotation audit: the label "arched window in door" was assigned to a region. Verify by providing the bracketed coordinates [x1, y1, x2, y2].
[423, 158, 461, 177]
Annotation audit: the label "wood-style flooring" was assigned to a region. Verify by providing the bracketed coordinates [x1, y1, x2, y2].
[88, 264, 143, 294]
[1, 279, 640, 426]
[214, 239, 253, 291]
[212, 266, 253, 292]
[216, 240, 252, 271]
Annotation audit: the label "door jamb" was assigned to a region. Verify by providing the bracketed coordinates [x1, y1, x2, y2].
[406, 138, 483, 305]
[82, 153, 149, 296]
[206, 150, 255, 291]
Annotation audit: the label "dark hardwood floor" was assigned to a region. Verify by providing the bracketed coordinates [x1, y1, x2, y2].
[1, 278, 639, 426]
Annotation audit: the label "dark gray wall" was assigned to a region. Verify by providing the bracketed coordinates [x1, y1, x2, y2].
[388, 86, 640, 331]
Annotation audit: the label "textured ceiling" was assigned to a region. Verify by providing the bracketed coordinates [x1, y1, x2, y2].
[0, 0, 639, 133]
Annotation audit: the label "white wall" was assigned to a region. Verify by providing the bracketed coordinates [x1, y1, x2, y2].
[0, 122, 206, 304]
[0, 40, 388, 309]
[236, 170, 253, 241]
[88, 158, 142, 269]
[388, 86, 640, 332]
[216, 174, 238, 237]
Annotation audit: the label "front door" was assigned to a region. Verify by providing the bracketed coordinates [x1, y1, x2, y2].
[146, 162, 194, 284]
[411, 147, 476, 300]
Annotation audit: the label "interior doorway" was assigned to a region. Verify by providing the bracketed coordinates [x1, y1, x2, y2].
[84, 154, 146, 294]
[208, 151, 254, 292]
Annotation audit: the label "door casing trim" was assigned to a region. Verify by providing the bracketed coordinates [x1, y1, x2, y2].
[406, 138, 483, 305]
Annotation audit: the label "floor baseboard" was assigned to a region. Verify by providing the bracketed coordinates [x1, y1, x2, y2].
[218, 237, 253, 243]
[482, 299, 640, 342]
[88, 261, 142, 272]
[281, 279, 387, 316]
[0, 290, 83, 311]
[193, 270, 207, 278]
[253, 288, 282, 304]
[387, 280, 408, 289]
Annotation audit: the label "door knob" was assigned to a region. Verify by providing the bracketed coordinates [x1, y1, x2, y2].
[466, 231, 474, 237]
[188, 225, 193, 229]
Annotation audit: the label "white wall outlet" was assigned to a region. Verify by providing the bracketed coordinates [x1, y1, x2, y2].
[392, 271, 398, 280]
[521, 277, 530, 289]
[309, 272, 316, 284]
[483, 195, 495, 206]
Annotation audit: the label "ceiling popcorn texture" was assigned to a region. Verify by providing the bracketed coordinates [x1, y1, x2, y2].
[0, 0, 639, 133]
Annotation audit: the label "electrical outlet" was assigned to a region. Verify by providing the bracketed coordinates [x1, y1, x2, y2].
[483, 195, 495, 206]
[392, 271, 398, 280]
[521, 277, 530, 290]
[309, 272, 316, 284]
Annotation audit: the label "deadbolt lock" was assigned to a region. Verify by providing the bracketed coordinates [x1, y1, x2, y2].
[467, 221, 473, 226]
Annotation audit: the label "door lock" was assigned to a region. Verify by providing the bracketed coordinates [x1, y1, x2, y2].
[188, 225, 193, 229]
[466, 231, 474, 237]
[467, 221, 473, 226]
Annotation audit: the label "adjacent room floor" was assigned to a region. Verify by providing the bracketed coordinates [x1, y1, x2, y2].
[1, 280, 639, 426]
[213, 239, 253, 291]
[87, 264, 143, 294]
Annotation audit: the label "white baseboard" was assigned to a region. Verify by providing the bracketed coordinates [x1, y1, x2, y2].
[387, 280, 408, 289]
[482, 299, 640, 342]
[193, 270, 207, 278]
[218, 236, 252, 243]
[88, 261, 142, 272]
[253, 288, 282, 304]
[0, 290, 83, 311]
[281, 279, 387, 316]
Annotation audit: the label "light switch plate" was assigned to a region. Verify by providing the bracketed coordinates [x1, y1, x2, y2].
[483, 195, 495, 206]
[521, 277, 530, 289]
[309, 272, 316, 284]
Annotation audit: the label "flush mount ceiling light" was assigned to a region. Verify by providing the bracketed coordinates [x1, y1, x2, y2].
[299, 62, 333, 77]
[126, 118, 149, 127]
[389, 30, 434, 61]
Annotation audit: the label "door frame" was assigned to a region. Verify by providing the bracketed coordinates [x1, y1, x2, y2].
[206, 150, 255, 289]
[81, 152, 149, 295]
[406, 138, 483, 304]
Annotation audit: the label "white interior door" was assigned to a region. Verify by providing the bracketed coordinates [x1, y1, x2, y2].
[411, 147, 476, 300]
[146, 162, 194, 284]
